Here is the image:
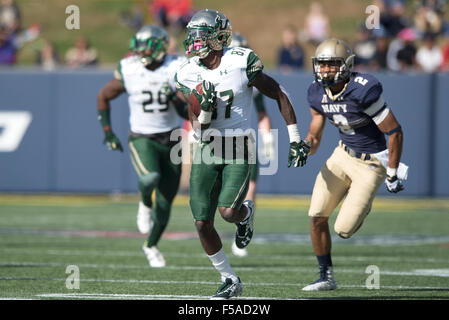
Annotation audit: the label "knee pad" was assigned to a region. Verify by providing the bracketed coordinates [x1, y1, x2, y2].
[138, 172, 160, 192]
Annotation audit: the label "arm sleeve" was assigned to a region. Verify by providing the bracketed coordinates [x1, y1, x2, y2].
[246, 51, 264, 86]
[174, 72, 191, 95]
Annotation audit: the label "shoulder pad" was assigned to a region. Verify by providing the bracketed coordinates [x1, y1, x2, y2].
[120, 55, 141, 73]
[350, 73, 383, 107]
[307, 81, 322, 108]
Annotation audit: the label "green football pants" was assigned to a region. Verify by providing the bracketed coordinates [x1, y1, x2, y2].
[129, 136, 182, 246]
[189, 139, 252, 221]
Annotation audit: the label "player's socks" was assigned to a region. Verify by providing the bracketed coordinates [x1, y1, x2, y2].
[316, 253, 333, 271]
[208, 248, 239, 283]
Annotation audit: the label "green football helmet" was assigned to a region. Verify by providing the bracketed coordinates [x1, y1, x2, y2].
[230, 32, 249, 48]
[184, 9, 232, 58]
[130, 25, 169, 66]
[312, 38, 355, 86]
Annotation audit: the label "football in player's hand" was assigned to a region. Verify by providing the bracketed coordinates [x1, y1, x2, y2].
[189, 83, 203, 117]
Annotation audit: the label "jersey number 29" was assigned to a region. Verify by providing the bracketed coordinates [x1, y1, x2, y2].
[142, 90, 169, 113]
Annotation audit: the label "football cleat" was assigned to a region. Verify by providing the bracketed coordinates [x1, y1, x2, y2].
[235, 200, 255, 249]
[211, 277, 243, 300]
[302, 266, 337, 291]
[231, 241, 248, 257]
[142, 243, 166, 268]
[137, 202, 153, 234]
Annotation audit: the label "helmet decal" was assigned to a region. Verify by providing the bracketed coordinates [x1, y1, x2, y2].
[184, 9, 232, 58]
[130, 25, 169, 66]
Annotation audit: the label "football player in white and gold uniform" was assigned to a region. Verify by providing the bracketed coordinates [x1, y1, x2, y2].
[302, 39, 405, 291]
[175, 9, 310, 299]
[97, 25, 188, 268]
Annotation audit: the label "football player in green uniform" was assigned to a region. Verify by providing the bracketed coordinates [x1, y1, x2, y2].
[229, 32, 275, 258]
[97, 25, 188, 268]
[175, 9, 310, 299]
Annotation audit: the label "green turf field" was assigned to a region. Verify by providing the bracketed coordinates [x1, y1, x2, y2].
[1, 194, 448, 300]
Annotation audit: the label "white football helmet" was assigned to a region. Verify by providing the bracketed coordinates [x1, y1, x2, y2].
[184, 9, 232, 58]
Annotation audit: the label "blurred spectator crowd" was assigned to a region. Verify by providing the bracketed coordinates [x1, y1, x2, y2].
[351, 0, 449, 72]
[1, 0, 449, 73]
[280, 0, 449, 73]
[0, 0, 99, 69]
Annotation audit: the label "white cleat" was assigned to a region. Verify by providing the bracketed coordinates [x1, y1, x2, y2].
[142, 244, 166, 268]
[231, 241, 248, 257]
[302, 266, 337, 291]
[137, 202, 152, 234]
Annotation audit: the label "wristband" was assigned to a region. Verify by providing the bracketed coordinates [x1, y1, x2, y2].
[386, 167, 397, 177]
[198, 110, 212, 124]
[98, 109, 111, 127]
[287, 124, 301, 143]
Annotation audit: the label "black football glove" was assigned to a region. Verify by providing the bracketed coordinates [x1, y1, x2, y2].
[288, 140, 310, 167]
[103, 131, 123, 152]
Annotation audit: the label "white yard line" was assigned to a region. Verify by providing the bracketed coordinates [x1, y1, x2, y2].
[36, 293, 297, 300]
[1, 248, 448, 264]
[0, 276, 447, 300]
[2, 262, 449, 277]
[3, 274, 449, 288]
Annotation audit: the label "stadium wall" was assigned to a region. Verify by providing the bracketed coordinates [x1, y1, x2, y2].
[0, 69, 447, 197]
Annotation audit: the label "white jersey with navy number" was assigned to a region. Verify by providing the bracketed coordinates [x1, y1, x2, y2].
[175, 47, 264, 136]
[115, 54, 186, 135]
[307, 72, 388, 154]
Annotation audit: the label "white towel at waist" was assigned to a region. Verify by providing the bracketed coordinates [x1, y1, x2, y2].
[372, 149, 409, 180]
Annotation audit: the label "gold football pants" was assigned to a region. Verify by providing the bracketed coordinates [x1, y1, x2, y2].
[308, 143, 386, 238]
